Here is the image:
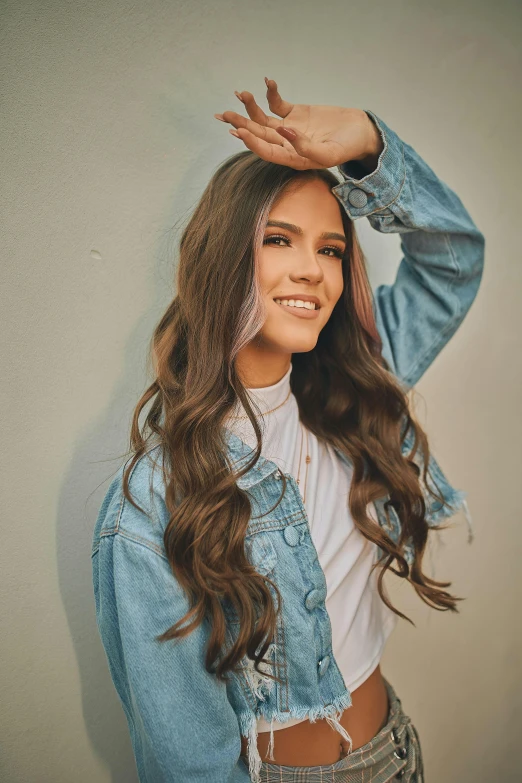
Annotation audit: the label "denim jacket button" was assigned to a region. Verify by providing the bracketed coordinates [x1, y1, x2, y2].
[317, 655, 330, 676]
[305, 588, 325, 611]
[284, 526, 300, 547]
[347, 188, 368, 208]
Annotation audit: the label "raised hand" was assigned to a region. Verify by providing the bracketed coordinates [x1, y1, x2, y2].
[214, 77, 382, 171]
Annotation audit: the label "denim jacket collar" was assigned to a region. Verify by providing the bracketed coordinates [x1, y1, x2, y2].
[224, 426, 355, 489]
[224, 428, 281, 489]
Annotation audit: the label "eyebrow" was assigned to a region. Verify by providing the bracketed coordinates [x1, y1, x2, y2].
[266, 220, 347, 244]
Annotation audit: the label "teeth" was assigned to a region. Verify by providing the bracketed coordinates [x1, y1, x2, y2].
[274, 299, 317, 310]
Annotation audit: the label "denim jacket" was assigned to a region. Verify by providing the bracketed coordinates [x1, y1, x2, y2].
[91, 110, 485, 782]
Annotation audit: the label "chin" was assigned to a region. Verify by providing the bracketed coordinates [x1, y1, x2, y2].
[262, 330, 319, 354]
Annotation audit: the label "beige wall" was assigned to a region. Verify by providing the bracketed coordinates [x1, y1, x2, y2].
[1, 1, 521, 780]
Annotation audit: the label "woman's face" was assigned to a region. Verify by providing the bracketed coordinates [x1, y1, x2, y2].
[258, 178, 346, 348]
[236, 177, 347, 388]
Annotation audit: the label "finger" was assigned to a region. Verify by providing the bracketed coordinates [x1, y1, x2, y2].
[230, 126, 309, 169]
[220, 109, 292, 147]
[275, 125, 338, 168]
[265, 78, 294, 119]
[235, 90, 268, 126]
[236, 90, 284, 131]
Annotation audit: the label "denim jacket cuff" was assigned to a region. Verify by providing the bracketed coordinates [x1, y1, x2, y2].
[332, 110, 406, 217]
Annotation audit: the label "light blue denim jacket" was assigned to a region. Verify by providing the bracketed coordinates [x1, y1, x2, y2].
[91, 110, 485, 782]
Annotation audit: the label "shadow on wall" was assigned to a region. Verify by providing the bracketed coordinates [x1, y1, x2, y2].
[56, 115, 218, 782]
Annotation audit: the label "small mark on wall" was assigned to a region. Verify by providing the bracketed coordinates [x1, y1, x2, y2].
[90, 249, 102, 260]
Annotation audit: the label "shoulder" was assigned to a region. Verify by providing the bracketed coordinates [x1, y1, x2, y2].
[91, 443, 170, 558]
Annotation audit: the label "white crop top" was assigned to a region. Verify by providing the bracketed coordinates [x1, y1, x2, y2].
[225, 362, 398, 734]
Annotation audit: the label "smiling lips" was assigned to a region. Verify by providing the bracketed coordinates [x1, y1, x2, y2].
[273, 298, 321, 319]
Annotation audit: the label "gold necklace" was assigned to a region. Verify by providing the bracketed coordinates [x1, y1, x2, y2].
[296, 420, 311, 504]
[228, 387, 292, 420]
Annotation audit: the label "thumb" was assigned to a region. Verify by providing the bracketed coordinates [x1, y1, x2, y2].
[276, 126, 331, 166]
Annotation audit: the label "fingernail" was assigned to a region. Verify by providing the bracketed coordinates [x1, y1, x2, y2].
[234, 91, 244, 103]
[264, 77, 269, 86]
[214, 114, 225, 122]
[229, 129, 240, 138]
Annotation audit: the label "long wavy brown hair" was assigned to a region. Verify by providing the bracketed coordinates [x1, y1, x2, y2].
[121, 149, 462, 685]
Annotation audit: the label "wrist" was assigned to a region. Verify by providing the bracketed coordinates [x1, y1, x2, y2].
[353, 111, 384, 171]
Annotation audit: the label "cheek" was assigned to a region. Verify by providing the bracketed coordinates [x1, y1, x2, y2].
[327, 266, 345, 305]
[257, 253, 279, 294]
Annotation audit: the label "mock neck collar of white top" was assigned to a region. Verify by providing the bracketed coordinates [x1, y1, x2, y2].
[230, 362, 293, 419]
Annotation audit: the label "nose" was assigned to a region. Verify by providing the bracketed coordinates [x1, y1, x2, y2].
[290, 248, 324, 283]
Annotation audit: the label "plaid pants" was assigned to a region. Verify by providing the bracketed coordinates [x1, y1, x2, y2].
[256, 677, 425, 782]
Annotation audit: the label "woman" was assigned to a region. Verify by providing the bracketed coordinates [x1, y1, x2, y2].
[92, 78, 485, 783]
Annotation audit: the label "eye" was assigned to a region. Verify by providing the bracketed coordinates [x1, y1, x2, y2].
[263, 234, 344, 259]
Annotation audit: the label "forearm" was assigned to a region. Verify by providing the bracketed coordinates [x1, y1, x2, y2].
[332, 109, 485, 389]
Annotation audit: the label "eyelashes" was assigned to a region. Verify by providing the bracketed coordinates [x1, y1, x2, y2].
[263, 234, 344, 259]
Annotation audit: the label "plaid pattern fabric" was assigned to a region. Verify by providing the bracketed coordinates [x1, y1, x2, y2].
[257, 678, 425, 782]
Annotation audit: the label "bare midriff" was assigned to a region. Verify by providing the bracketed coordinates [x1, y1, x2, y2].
[240, 664, 389, 766]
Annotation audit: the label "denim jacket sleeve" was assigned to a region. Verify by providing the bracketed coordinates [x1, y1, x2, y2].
[331, 109, 485, 390]
[91, 466, 250, 783]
